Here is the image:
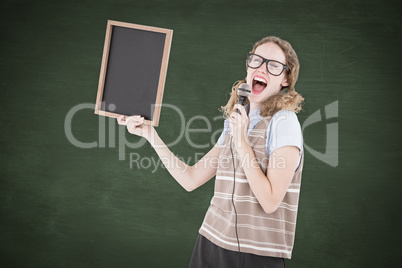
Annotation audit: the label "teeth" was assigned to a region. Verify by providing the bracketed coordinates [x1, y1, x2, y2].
[254, 77, 267, 84]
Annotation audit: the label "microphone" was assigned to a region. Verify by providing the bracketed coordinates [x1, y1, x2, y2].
[236, 83, 251, 114]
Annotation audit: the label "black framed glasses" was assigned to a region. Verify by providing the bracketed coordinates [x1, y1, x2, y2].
[247, 53, 288, 76]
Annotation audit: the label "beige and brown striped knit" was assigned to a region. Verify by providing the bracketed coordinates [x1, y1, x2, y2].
[199, 116, 304, 259]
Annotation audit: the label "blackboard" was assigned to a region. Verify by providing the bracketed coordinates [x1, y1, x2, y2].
[94, 20, 173, 126]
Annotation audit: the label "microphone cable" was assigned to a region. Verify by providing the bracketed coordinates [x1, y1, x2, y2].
[229, 135, 241, 253]
[229, 82, 249, 258]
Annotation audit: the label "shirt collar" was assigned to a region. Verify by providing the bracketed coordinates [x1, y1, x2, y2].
[245, 104, 263, 130]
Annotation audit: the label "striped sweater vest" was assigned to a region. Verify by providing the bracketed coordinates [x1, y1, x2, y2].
[199, 116, 304, 259]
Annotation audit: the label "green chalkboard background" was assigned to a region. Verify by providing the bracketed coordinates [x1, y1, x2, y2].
[1, 0, 401, 267]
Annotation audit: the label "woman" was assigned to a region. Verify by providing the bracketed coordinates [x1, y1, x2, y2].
[118, 36, 304, 268]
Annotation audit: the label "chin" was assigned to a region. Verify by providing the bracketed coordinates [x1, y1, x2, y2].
[249, 92, 270, 104]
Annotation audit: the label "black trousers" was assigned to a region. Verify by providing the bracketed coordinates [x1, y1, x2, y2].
[189, 234, 285, 268]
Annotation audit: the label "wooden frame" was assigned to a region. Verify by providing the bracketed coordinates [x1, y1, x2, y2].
[94, 20, 173, 127]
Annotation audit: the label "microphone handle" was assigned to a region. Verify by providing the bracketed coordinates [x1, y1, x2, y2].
[236, 96, 247, 114]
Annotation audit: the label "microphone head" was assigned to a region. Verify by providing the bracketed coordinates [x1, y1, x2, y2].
[237, 83, 251, 98]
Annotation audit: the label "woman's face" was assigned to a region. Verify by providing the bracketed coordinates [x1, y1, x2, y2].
[246, 42, 289, 105]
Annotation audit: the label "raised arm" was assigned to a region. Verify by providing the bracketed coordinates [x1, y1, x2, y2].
[118, 115, 220, 192]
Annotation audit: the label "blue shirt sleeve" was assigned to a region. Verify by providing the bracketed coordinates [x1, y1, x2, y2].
[266, 110, 303, 169]
[217, 119, 230, 148]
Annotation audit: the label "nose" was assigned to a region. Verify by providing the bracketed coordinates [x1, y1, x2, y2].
[257, 61, 268, 74]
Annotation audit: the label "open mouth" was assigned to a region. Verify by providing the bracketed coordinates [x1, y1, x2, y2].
[252, 75, 267, 95]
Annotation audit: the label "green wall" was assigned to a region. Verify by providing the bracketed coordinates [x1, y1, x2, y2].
[1, 0, 401, 267]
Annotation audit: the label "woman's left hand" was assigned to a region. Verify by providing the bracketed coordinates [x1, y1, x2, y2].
[229, 104, 251, 151]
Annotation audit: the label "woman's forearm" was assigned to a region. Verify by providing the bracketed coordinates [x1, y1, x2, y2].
[237, 142, 299, 214]
[147, 129, 195, 191]
[237, 143, 276, 213]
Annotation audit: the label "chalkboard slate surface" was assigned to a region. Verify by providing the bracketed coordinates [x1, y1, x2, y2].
[95, 20, 173, 126]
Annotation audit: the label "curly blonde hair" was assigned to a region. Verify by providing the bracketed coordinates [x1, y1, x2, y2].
[221, 36, 304, 118]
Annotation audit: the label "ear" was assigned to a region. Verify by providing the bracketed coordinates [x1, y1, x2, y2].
[281, 79, 289, 87]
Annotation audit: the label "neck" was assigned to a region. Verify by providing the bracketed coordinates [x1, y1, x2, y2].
[249, 102, 259, 114]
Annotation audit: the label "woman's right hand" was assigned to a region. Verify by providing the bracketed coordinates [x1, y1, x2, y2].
[117, 115, 153, 141]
